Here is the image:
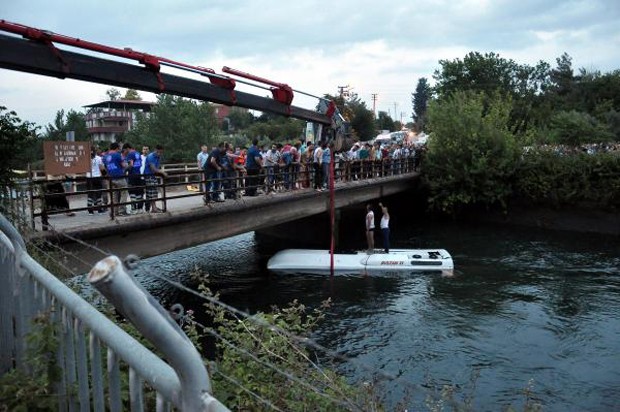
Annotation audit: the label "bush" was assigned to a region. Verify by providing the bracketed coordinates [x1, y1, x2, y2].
[199, 290, 383, 411]
[423, 91, 520, 214]
[548, 110, 614, 146]
[514, 149, 620, 209]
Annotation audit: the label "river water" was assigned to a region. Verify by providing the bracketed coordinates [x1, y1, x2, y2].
[136, 212, 620, 411]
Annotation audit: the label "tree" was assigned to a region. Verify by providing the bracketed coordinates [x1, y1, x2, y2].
[44, 109, 88, 141]
[347, 95, 376, 140]
[375, 111, 394, 132]
[0, 107, 40, 188]
[227, 107, 255, 131]
[412, 77, 432, 132]
[106, 88, 121, 101]
[549, 53, 574, 100]
[124, 89, 142, 100]
[432, 51, 551, 135]
[423, 91, 520, 214]
[124, 94, 220, 162]
[245, 113, 304, 143]
[548, 110, 614, 145]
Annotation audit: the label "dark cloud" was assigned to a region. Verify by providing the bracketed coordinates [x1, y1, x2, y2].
[1, 0, 618, 125]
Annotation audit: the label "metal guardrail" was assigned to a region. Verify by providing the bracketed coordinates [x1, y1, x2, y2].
[3, 155, 422, 230]
[21, 156, 419, 228]
[0, 213, 229, 411]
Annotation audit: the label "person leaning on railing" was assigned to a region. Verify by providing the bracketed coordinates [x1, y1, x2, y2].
[302, 141, 314, 189]
[87, 148, 106, 214]
[103, 142, 129, 216]
[244, 138, 263, 196]
[143, 145, 168, 213]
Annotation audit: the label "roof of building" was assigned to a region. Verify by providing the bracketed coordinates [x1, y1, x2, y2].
[83, 99, 155, 110]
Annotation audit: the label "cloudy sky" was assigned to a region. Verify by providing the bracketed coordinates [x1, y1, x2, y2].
[1, 0, 619, 128]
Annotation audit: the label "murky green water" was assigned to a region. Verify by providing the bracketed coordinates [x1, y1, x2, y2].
[136, 214, 620, 411]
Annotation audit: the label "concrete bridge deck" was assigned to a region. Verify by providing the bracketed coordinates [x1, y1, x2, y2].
[31, 173, 420, 273]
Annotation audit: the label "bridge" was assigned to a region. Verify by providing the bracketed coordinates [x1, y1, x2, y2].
[25, 164, 420, 273]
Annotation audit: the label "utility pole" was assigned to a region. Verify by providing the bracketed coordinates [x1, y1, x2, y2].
[393, 102, 398, 121]
[371, 93, 378, 117]
[337, 85, 350, 115]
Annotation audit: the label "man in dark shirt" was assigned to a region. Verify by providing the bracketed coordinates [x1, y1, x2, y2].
[103, 142, 129, 216]
[245, 138, 263, 196]
[206, 142, 225, 202]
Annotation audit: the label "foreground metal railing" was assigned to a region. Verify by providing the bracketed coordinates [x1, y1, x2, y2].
[0, 213, 229, 411]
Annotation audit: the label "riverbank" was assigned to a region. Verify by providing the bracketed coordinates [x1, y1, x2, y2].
[464, 202, 619, 237]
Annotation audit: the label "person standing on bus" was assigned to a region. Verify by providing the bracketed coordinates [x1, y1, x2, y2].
[379, 202, 390, 253]
[365, 203, 375, 253]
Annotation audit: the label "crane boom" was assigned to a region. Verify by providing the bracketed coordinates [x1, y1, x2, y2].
[0, 20, 340, 126]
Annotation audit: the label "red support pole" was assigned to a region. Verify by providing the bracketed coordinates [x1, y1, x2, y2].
[329, 146, 335, 277]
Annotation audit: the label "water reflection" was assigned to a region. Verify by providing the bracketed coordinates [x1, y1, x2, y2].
[138, 219, 620, 411]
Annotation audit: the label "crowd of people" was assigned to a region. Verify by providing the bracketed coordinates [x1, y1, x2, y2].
[198, 138, 424, 203]
[523, 142, 620, 156]
[84, 142, 168, 216]
[56, 138, 422, 218]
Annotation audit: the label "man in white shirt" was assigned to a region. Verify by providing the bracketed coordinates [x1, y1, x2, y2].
[365, 203, 375, 253]
[197, 145, 209, 196]
[87, 149, 106, 214]
[265, 144, 280, 193]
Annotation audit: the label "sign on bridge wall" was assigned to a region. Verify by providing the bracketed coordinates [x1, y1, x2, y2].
[43, 141, 91, 175]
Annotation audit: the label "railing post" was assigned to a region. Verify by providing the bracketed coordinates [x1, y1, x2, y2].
[88, 255, 229, 411]
[161, 176, 167, 212]
[107, 176, 115, 220]
[28, 164, 36, 231]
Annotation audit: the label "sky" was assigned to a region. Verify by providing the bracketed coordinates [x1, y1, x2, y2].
[1, 0, 619, 129]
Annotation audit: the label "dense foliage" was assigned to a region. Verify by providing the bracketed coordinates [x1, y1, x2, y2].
[515, 150, 620, 210]
[430, 52, 620, 143]
[423, 91, 520, 214]
[0, 312, 61, 411]
[0, 107, 40, 186]
[432, 51, 550, 136]
[419, 51, 619, 214]
[200, 292, 382, 411]
[244, 110, 306, 143]
[44, 109, 89, 142]
[412, 77, 431, 132]
[124, 94, 221, 162]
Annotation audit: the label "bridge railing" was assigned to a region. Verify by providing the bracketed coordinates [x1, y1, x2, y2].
[0, 213, 229, 411]
[20, 156, 419, 228]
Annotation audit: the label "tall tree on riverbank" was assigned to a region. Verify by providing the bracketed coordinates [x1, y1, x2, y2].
[432, 51, 550, 136]
[423, 91, 519, 214]
[412, 77, 432, 132]
[432, 51, 620, 143]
